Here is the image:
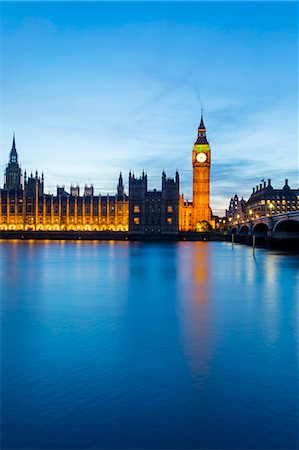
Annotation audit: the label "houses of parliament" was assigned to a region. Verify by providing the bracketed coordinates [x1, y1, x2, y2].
[0, 116, 214, 234]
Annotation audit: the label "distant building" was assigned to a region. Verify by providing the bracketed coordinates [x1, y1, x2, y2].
[226, 179, 299, 224]
[225, 194, 246, 222]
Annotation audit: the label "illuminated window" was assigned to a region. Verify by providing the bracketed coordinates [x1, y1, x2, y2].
[134, 205, 140, 213]
[167, 205, 173, 213]
[134, 217, 140, 225]
[167, 217, 173, 224]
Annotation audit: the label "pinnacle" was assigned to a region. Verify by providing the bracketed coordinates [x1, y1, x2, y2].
[199, 111, 205, 129]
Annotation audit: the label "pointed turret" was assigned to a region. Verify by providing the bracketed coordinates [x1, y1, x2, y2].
[195, 111, 208, 145]
[9, 133, 18, 164]
[199, 109, 205, 130]
[283, 178, 291, 191]
[175, 170, 180, 192]
[4, 133, 22, 190]
[117, 171, 124, 197]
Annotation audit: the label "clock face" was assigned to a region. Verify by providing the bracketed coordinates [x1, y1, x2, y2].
[196, 152, 207, 163]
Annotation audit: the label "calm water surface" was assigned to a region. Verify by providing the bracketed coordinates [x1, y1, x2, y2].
[1, 241, 298, 449]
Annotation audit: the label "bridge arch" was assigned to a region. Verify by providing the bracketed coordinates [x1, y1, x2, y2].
[252, 222, 268, 235]
[273, 219, 299, 238]
[239, 225, 249, 234]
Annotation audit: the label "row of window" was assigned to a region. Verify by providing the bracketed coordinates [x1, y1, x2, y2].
[133, 217, 173, 225]
[2, 218, 127, 225]
[133, 205, 174, 213]
[1, 206, 126, 215]
[260, 200, 297, 205]
[0, 198, 126, 209]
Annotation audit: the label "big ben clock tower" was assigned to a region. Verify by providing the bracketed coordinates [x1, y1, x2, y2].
[192, 113, 212, 228]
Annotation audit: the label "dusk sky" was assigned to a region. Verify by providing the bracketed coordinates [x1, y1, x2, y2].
[1, 1, 298, 215]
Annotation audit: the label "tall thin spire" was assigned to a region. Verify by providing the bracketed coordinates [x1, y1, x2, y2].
[4, 133, 22, 190]
[12, 133, 16, 150]
[9, 133, 18, 164]
[117, 171, 124, 197]
[195, 111, 208, 144]
[199, 109, 205, 130]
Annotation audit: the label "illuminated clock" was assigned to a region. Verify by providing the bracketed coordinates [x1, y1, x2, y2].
[196, 152, 207, 163]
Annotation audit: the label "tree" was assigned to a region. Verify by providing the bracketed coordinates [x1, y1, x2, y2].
[196, 221, 212, 232]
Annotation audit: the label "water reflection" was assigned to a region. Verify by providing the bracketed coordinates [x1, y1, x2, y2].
[1, 241, 298, 449]
[177, 242, 214, 382]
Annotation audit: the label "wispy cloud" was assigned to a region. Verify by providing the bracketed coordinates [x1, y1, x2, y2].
[1, 2, 297, 216]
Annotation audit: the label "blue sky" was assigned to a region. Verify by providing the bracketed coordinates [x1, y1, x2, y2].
[1, 1, 298, 215]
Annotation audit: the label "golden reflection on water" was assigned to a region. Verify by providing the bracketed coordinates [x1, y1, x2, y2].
[177, 242, 213, 382]
[192, 242, 210, 303]
[177, 241, 210, 303]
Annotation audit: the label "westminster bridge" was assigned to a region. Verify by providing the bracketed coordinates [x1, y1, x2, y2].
[229, 212, 299, 246]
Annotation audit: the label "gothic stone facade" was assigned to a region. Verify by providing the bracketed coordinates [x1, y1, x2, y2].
[129, 171, 179, 234]
[0, 155, 129, 231]
[1, 117, 214, 234]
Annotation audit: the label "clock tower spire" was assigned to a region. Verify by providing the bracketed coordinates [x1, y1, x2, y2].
[192, 112, 211, 228]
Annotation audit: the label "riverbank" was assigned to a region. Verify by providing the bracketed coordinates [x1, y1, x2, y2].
[0, 230, 226, 242]
[1, 231, 297, 252]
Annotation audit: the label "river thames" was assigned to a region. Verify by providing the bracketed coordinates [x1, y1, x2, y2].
[1, 240, 298, 449]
